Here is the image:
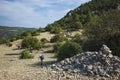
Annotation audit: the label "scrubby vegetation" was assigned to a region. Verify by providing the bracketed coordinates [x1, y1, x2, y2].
[20, 49, 34, 59]
[50, 34, 67, 43]
[21, 36, 42, 50]
[53, 42, 65, 53]
[83, 10, 120, 56]
[0, 38, 12, 47]
[72, 34, 83, 45]
[1, 0, 120, 62]
[41, 38, 49, 45]
[45, 0, 120, 57]
[46, 0, 120, 30]
[56, 41, 83, 60]
[0, 26, 36, 43]
[21, 30, 40, 38]
[45, 26, 62, 34]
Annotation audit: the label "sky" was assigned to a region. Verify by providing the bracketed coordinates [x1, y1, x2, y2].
[0, 0, 90, 28]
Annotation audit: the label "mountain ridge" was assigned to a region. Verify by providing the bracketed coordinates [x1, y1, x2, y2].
[45, 0, 120, 30]
[0, 25, 36, 41]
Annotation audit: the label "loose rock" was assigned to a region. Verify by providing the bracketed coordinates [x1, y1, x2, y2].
[51, 44, 120, 78]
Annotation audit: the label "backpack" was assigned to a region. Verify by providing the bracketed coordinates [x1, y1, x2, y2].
[39, 55, 44, 60]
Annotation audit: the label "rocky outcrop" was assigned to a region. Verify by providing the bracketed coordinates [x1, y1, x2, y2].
[51, 45, 120, 77]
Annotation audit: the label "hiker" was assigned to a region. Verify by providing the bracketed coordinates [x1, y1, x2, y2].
[18, 45, 21, 49]
[39, 55, 44, 65]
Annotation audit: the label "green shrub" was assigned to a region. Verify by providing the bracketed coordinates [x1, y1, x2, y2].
[53, 42, 65, 53]
[41, 38, 48, 44]
[57, 41, 82, 60]
[21, 36, 42, 50]
[50, 34, 67, 43]
[10, 34, 21, 42]
[21, 31, 32, 38]
[82, 39, 102, 51]
[20, 50, 34, 59]
[6, 42, 12, 47]
[37, 28, 46, 32]
[72, 34, 83, 45]
[83, 10, 120, 57]
[105, 32, 120, 57]
[38, 28, 46, 32]
[33, 41, 42, 50]
[1, 38, 9, 44]
[1, 38, 12, 47]
[50, 27, 62, 34]
[31, 31, 40, 36]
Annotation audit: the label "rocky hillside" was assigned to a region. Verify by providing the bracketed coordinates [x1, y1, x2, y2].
[0, 31, 120, 80]
[45, 0, 120, 29]
[51, 45, 120, 79]
[0, 0, 120, 79]
[45, 0, 120, 57]
[0, 32, 93, 80]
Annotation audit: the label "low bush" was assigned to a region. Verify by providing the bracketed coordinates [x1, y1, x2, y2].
[41, 38, 49, 44]
[20, 49, 34, 59]
[31, 31, 40, 36]
[105, 32, 120, 57]
[53, 42, 65, 53]
[50, 34, 67, 43]
[6, 42, 12, 47]
[38, 28, 46, 32]
[33, 41, 42, 50]
[72, 34, 83, 45]
[21, 36, 42, 50]
[57, 41, 83, 60]
[50, 27, 62, 34]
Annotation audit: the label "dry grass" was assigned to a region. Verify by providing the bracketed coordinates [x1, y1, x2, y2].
[0, 31, 116, 80]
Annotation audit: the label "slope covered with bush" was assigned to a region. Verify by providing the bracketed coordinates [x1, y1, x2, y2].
[45, 0, 120, 57]
[46, 0, 120, 30]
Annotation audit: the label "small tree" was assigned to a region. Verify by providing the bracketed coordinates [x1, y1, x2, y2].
[11, 34, 20, 42]
[21, 31, 32, 38]
[41, 38, 48, 45]
[20, 49, 34, 59]
[53, 42, 65, 53]
[33, 41, 42, 50]
[21, 37, 42, 50]
[72, 34, 83, 45]
[50, 27, 62, 34]
[38, 28, 46, 32]
[1, 38, 12, 47]
[57, 41, 82, 60]
[31, 31, 40, 36]
[50, 34, 67, 43]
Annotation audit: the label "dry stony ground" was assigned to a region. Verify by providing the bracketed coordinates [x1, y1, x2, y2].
[0, 32, 116, 80]
[0, 43, 95, 80]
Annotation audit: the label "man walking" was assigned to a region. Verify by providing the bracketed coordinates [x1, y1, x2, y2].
[39, 55, 44, 65]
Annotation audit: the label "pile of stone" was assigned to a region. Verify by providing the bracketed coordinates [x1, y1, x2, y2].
[51, 45, 120, 77]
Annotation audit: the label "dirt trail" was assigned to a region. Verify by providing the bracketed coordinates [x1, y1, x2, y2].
[0, 32, 57, 80]
[0, 44, 92, 80]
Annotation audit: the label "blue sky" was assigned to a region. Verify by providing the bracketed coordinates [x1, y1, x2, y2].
[0, 0, 90, 28]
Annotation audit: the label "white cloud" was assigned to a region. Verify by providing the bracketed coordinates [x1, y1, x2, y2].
[0, 0, 90, 28]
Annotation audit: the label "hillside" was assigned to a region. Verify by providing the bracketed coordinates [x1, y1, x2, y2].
[0, 32, 92, 80]
[0, 31, 120, 80]
[46, 0, 120, 29]
[45, 0, 120, 56]
[0, 0, 120, 80]
[0, 26, 36, 41]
